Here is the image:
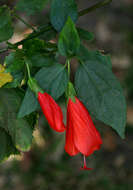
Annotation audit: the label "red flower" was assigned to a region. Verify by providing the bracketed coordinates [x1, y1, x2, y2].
[38, 92, 65, 133]
[65, 97, 102, 170]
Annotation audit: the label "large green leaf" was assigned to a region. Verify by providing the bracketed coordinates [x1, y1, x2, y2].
[8, 117, 33, 151]
[75, 60, 126, 138]
[35, 64, 68, 98]
[0, 128, 18, 162]
[50, 0, 78, 31]
[0, 6, 13, 42]
[58, 17, 80, 57]
[16, 0, 49, 15]
[0, 89, 33, 151]
[77, 44, 112, 69]
[18, 64, 68, 118]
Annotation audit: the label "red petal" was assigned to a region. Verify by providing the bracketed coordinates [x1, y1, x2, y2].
[38, 92, 65, 132]
[64, 101, 79, 156]
[69, 97, 102, 156]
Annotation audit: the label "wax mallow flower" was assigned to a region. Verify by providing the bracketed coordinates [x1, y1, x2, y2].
[38, 92, 65, 132]
[27, 76, 65, 133]
[65, 96, 102, 170]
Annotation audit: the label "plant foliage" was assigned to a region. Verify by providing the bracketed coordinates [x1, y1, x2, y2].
[0, 0, 126, 161]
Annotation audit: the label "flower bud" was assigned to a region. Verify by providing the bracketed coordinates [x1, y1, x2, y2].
[38, 92, 66, 133]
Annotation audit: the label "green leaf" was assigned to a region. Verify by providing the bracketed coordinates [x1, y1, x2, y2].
[0, 23, 13, 42]
[0, 6, 12, 27]
[77, 28, 94, 41]
[58, 17, 80, 57]
[18, 88, 38, 118]
[75, 61, 126, 138]
[16, 0, 49, 15]
[4, 51, 24, 87]
[5, 50, 25, 72]
[27, 53, 56, 67]
[18, 64, 68, 118]
[23, 38, 45, 55]
[8, 117, 33, 151]
[0, 6, 13, 42]
[50, 0, 78, 31]
[23, 38, 57, 66]
[0, 89, 33, 151]
[0, 128, 18, 162]
[77, 44, 112, 69]
[23, 38, 57, 54]
[36, 64, 68, 99]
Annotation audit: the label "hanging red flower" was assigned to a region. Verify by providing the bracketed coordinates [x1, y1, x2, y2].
[65, 97, 102, 170]
[38, 92, 66, 133]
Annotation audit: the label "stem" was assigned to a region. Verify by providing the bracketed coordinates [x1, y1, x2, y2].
[0, 47, 9, 53]
[13, 12, 36, 32]
[25, 62, 31, 79]
[14, 0, 112, 47]
[0, 0, 112, 54]
[79, 0, 112, 16]
[67, 59, 70, 80]
[15, 24, 52, 47]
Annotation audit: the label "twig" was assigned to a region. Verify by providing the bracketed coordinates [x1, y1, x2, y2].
[79, 0, 112, 16]
[14, 24, 52, 47]
[13, 12, 36, 32]
[0, 47, 9, 53]
[0, 0, 112, 54]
